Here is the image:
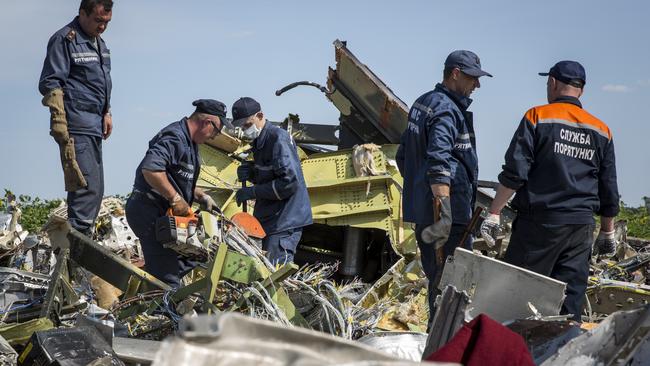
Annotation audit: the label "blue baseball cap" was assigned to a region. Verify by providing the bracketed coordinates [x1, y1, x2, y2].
[192, 99, 232, 128]
[539, 61, 586, 87]
[231, 97, 262, 127]
[445, 50, 492, 78]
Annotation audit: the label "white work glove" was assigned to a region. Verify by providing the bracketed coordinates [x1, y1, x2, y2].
[594, 230, 616, 256]
[421, 196, 452, 249]
[480, 213, 501, 248]
[198, 194, 220, 214]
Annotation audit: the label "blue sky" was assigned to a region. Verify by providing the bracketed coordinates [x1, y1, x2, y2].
[1, 0, 648, 205]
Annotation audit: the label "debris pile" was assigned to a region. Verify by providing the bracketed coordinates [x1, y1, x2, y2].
[0, 40, 649, 365]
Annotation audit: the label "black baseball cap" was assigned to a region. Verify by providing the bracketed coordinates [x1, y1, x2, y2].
[539, 61, 586, 87]
[231, 97, 262, 127]
[192, 99, 233, 128]
[445, 50, 492, 78]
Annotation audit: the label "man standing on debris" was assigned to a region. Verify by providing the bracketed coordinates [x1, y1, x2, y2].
[38, 0, 114, 236]
[396, 51, 492, 318]
[231, 97, 312, 265]
[125, 99, 228, 286]
[481, 61, 619, 321]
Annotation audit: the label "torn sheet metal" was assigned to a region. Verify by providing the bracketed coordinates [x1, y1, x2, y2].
[507, 320, 582, 365]
[0, 334, 17, 366]
[439, 248, 567, 322]
[0, 268, 50, 314]
[541, 305, 650, 366]
[422, 285, 471, 360]
[327, 39, 409, 146]
[112, 337, 160, 365]
[152, 313, 454, 366]
[586, 278, 650, 314]
[356, 331, 428, 362]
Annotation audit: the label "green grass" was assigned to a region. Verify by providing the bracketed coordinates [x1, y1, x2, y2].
[618, 202, 650, 239]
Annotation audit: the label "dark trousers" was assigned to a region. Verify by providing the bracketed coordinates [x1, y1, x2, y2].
[125, 192, 197, 287]
[504, 217, 594, 321]
[67, 134, 104, 234]
[263, 228, 303, 265]
[416, 224, 473, 320]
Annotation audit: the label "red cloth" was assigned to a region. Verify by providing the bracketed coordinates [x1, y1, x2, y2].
[426, 314, 534, 366]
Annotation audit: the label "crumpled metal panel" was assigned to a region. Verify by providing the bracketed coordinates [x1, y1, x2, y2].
[542, 305, 650, 366]
[152, 313, 454, 366]
[439, 248, 567, 322]
[356, 332, 428, 361]
[327, 39, 409, 145]
[422, 286, 470, 359]
[586, 278, 650, 314]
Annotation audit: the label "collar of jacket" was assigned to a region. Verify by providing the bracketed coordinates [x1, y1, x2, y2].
[180, 117, 194, 147]
[71, 17, 102, 46]
[253, 121, 271, 150]
[434, 83, 473, 111]
[551, 95, 582, 108]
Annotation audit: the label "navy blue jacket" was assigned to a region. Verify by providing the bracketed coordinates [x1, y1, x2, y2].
[499, 96, 619, 224]
[396, 84, 478, 225]
[39, 17, 112, 137]
[133, 119, 200, 207]
[250, 123, 312, 234]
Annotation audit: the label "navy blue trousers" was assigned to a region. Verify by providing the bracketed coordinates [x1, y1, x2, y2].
[504, 217, 594, 322]
[416, 224, 473, 320]
[67, 134, 104, 234]
[263, 228, 303, 265]
[125, 192, 197, 287]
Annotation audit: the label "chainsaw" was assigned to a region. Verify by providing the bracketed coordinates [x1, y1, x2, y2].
[155, 208, 207, 259]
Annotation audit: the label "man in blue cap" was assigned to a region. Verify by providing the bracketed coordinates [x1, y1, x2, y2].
[481, 61, 619, 321]
[396, 50, 492, 320]
[39, 0, 114, 236]
[125, 99, 229, 286]
[231, 97, 312, 265]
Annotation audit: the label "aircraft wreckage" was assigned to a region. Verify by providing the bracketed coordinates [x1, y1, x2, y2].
[0, 40, 648, 365]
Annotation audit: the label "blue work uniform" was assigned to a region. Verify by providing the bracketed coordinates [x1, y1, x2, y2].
[38, 17, 112, 233]
[396, 83, 478, 318]
[499, 96, 619, 321]
[249, 123, 312, 264]
[125, 119, 200, 286]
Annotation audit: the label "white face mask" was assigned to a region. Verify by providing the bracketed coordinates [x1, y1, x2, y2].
[243, 124, 261, 140]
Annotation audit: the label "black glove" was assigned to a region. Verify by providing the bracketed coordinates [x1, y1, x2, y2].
[235, 186, 256, 206]
[237, 162, 255, 183]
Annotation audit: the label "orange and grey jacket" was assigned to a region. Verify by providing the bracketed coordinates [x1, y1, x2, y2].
[498, 96, 619, 224]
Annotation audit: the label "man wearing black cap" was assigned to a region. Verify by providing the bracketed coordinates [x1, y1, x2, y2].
[396, 50, 492, 319]
[231, 97, 312, 265]
[125, 99, 229, 286]
[481, 61, 619, 321]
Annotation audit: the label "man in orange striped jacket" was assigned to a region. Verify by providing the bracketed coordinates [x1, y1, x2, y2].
[480, 61, 619, 321]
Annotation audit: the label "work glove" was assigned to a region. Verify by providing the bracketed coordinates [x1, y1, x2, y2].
[235, 186, 256, 206]
[170, 193, 191, 217]
[421, 196, 452, 249]
[594, 230, 616, 256]
[42, 89, 69, 145]
[480, 213, 501, 248]
[198, 194, 220, 214]
[237, 162, 255, 183]
[60, 138, 87, 192]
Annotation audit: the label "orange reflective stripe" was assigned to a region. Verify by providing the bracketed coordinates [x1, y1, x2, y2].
[527, 103, 611, 139]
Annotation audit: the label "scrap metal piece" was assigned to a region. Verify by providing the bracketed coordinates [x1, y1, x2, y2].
[112, 337, 160, 365]
[0, 267, 50, 313]
[586, 278, 650, 314]
[439, 248, 567, 322]
[0, 318, 54, 346]
[151, 313, 449, 366]
[0, 334, 17, 366]
[64, 227, 171, 293]
[422, 285, 471, 360]
[327, 39, 409, 147]
[507, 319, 582, 364]
[356, 332, 428, 361]
[542, 305, 650, 366]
